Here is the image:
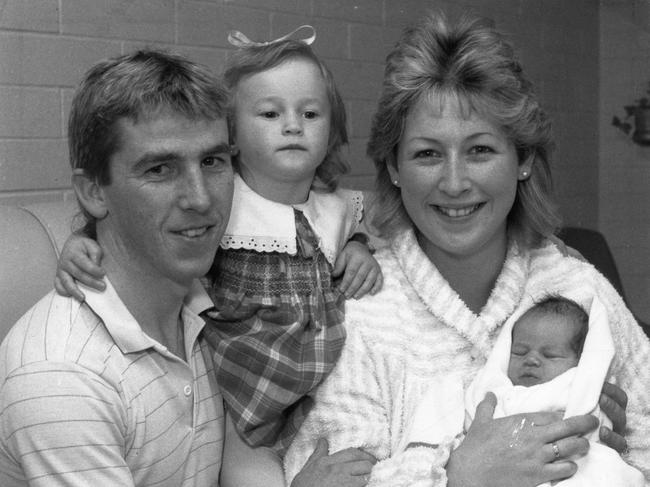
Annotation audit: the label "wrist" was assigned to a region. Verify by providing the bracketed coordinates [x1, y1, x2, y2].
[349, 232, 375, 254]
[445, 444, 478, 487]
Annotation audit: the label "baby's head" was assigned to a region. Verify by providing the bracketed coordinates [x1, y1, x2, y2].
[224, 33, 349, 193]
[507, 296, 588, 387]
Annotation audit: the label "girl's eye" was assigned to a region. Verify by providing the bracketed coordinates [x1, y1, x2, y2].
[304, 111, 318, 119]
[262, 111, 278, 119]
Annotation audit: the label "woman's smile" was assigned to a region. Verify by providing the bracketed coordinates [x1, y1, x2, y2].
[432, 202, 484, 219]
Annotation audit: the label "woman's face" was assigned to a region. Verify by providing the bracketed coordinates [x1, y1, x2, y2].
[390, 95, 531, 262]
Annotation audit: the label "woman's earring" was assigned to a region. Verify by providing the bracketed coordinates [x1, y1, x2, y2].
[520, 170, 529, 180]
[393, 179, 400, 187]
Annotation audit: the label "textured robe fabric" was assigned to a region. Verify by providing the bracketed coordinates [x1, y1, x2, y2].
[284, 227, 650, 487]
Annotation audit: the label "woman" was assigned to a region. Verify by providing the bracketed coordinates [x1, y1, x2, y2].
[284, 11, 650, 487]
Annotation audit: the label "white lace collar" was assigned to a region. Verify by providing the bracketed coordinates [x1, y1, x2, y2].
[220, 174, 363, 264]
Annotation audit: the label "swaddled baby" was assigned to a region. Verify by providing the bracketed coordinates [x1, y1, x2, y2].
[466, 296, 644, 487]
[402, 296, 644, 486]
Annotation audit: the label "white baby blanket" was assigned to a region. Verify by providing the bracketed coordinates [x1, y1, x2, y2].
[403, 297, 643, 486]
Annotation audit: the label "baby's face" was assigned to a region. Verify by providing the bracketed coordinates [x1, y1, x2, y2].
[507, 310, 580, 387]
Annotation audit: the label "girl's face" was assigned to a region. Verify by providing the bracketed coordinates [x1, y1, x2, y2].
[390, 95, 531, 263]
[233, 57, 331, 204]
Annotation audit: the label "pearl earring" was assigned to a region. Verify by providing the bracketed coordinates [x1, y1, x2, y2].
[520, 170, 529, 179]
[393, 179, 399, 186]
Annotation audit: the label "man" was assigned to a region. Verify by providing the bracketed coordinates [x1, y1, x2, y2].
[0, 50, 236, 486]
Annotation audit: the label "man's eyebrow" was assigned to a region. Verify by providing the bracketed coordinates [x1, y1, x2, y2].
[204, 142, 234, 155]
[134, 142, 233, 169]
[134, 151, 180, 169]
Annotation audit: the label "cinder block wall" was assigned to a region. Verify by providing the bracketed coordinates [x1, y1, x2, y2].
[0, 0, 599, 214]
[599, 0, 650, 322]
[13, 0, 640, 312]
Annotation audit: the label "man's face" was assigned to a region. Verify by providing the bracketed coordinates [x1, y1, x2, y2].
[97, 111, 233, 287]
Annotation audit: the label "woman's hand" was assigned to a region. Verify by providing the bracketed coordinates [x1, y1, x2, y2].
[599, 382, 628, 453]
[291, 438, 375, 487]
[446, 393, 598, 487]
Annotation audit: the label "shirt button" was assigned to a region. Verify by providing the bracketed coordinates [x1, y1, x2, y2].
[183, 384, 192, 396]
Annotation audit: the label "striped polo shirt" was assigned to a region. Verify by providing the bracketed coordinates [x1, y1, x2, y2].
[0, 279, 224, 486]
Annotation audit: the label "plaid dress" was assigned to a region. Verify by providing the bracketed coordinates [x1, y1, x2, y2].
[201, 176, 363, 453]
[202, 210, 346, 453]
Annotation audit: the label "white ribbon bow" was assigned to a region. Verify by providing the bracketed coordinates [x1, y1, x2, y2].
[227, 25, 316, 48]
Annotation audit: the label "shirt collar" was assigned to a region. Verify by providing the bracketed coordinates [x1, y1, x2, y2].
[81, 278, 213, 354]
[221, 173, 363, 264]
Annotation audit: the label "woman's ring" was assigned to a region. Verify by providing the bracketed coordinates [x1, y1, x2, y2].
[551, 441, 561, 459]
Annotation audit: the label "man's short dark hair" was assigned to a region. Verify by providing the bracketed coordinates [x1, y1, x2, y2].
[68, 49, 229, 236]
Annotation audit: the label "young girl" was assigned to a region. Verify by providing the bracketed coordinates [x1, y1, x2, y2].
[55, 26, 382, 455]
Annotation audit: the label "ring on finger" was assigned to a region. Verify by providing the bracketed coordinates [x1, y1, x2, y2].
[551, 441, 561, 459]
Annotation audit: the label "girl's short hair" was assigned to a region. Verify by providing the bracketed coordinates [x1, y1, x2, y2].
[368, 11, 560, 246]
[224, 39, 349, 192]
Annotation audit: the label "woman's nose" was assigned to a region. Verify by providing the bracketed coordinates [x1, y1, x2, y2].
[438, 156, 471, 195]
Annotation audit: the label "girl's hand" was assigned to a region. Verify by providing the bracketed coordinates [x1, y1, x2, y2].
[54, 234, 105, 301]
[291, 438, 375, 487]
[446, 393, 597, 487]
[333, 240, 383, 299]
[598, 382, 628, 453]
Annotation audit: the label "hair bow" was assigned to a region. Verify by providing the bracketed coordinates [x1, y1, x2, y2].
[227, 25, 316, 48]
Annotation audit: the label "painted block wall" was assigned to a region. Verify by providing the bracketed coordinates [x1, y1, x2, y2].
[1, 0, 598, 208]
[600, 0, 650, 322]
[4, 0, 628, 313]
